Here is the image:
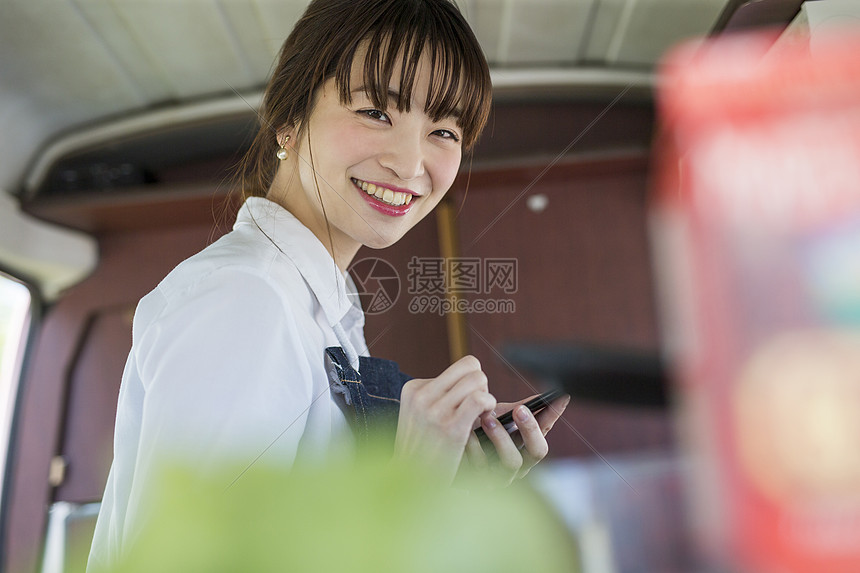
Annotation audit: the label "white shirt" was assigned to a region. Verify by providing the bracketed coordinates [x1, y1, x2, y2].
[88, 197, 367, 570]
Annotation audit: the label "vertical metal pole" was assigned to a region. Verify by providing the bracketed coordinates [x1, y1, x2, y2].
[435, 199, 470, 361]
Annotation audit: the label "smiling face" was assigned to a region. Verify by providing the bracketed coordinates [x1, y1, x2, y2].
[268, 48, 464, 270]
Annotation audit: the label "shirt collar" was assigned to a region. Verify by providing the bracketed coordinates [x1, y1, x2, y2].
[234, 197, 363, 328]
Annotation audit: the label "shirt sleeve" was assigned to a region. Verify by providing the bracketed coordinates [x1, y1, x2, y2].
[133, 266, 315, 477]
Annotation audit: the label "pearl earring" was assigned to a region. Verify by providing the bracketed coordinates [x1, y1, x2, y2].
[276, 135, 290, 160]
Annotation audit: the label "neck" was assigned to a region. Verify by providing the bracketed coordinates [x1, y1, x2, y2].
[324, 231, 362, 273]
[266, 166, 362, 273]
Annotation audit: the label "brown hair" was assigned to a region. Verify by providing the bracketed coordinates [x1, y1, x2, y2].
[235, 0, 492, 201]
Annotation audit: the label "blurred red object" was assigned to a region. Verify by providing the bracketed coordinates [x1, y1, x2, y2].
[652, 28, 860, 573]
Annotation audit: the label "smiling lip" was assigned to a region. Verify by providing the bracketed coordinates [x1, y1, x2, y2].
[351, 177, 418, 217]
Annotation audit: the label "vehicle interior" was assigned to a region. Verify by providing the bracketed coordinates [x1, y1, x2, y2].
[0, 0, 843, 571]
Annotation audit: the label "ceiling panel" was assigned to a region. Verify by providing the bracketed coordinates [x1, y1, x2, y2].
[0, 0, 148, 194]
[0, 0, 738, 196]
[0, 1, 143, 110]
[502, 0, 595, 65]
[105, 0, 252, 98]
[218, 0, 282, 80]
[583, 0, 629, 62]
[609, 0, 729, 66]
[469, 0, 506, 63]
[253, 0, 312, 60]
[73, 0, 173, 103]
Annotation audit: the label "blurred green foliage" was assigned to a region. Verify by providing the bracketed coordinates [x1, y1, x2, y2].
[99, 447, 579, 573]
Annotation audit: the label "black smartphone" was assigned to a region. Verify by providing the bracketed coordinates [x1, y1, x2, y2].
[473, 388, 564, 443]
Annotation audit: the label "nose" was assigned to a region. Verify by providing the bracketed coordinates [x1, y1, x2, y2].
[378, 131, 426, 182]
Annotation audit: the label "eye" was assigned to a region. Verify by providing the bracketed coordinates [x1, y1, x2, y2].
[358, 109, 390, 123]
[433, 129, 461, 143]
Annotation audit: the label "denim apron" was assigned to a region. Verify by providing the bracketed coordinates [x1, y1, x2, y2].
[325, 346, 413, 447]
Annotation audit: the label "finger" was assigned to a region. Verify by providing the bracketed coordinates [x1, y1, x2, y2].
[435, 369, 489, 413]
[533, 395, 571, 435]
[480, 413, 522, 484]
[399, 358, 484, 413]
[494, 394, 540, 416]
[453, 391, 497, 432]
[464, 432, 489, 473]
[514, 405, 550, 479]
[430, 355, 483, 394]
[490, 402, 517, 419]
[398, 377, 431, 404]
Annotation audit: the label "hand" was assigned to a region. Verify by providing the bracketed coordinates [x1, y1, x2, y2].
[461, 393, 570, 486]
[393, 355, 496, 484]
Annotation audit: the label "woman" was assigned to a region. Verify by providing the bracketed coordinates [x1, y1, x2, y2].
[89, 0, 569, 568]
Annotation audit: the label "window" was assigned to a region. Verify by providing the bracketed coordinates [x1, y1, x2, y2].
[0, 273, 32, 509]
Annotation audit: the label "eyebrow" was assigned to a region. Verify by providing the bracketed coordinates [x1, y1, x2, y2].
[351, 85, 462, 120]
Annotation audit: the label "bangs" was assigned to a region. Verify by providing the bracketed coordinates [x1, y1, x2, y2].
[328, 0, 491, 150]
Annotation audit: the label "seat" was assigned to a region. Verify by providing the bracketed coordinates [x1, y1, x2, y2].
[41, 501, 100, 573]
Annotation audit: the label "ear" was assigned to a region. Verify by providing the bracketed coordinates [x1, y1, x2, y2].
[276, 126, 294, 149]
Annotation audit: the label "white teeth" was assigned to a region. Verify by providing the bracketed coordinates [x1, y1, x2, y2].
[354, 178, 415, 206]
